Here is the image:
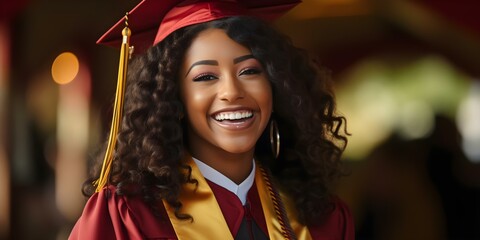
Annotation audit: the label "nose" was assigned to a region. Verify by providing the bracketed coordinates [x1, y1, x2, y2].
[218, 74, 244, 102]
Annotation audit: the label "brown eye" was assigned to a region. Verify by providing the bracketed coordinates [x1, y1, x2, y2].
[193, 73, 218, 82]
[239, 68, 261, 76]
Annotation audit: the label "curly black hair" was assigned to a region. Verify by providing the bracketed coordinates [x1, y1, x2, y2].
[84, 16, 348, 225]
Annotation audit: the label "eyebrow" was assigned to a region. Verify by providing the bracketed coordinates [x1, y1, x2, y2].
[233, 54, 254, 64]
[185, 60, 218, 76]
[184, 54, 255, 77]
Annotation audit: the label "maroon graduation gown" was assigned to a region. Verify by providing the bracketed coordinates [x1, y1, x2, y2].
[69, 181, 354, 239]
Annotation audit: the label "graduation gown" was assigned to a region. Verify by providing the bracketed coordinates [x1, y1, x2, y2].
[69, 158, 354, 240]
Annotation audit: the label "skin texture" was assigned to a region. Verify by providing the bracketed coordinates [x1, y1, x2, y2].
[179, 29, 272, 184]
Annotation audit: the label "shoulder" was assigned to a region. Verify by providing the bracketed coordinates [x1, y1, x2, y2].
[69, 185, 176, 240]
[308, 196, 355, 240]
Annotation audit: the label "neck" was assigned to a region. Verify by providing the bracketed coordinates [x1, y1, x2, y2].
[187, 143, 254, 185]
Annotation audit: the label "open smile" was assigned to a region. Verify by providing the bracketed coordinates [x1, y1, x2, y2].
[211, 110, 256, 129]
[213, 110, 253, 121]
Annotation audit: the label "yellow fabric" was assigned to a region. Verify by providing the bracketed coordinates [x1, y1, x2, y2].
[281, 192, 313, 240]
[163, 157, 234, 240]
[255, 168, 313, 240]
[163, 156, 312, 239]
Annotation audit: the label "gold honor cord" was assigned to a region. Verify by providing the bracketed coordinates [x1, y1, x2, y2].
[94, 13, 132, 192]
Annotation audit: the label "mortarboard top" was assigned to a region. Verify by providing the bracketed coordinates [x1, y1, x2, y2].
[97, 0, 301, 53]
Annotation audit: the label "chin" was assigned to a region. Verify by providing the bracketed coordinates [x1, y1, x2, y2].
[217, 142, 256, 155]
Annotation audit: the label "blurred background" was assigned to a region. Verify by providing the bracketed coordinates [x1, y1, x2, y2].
[0, 0, 479, 239]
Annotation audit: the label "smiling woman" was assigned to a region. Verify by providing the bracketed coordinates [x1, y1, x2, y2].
[70, 1, 352, 240]
[180, 29, 272, 184]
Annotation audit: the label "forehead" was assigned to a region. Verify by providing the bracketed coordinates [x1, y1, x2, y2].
[184, 28, 251, 62]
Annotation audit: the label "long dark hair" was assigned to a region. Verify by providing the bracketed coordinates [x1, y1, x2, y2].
[84, 16, 348, 225]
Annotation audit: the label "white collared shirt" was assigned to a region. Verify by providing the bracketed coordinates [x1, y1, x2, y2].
[192, 157, 255, 206]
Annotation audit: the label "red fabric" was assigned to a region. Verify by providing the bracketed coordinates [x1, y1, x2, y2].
[246, 183, 269, 236]
[69, 186, 176, 240]
[309, 196, 356, 240]
[70, 185, 354, 239]
[206, 179, 269, 236]
[154, 1, 246, 45]
[97, 0, 301, 53]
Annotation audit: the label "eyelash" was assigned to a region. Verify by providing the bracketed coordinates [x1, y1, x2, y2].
[193, 73, 217, 82]
[239, 68, 262, 75]
[192, 67, 262, 82]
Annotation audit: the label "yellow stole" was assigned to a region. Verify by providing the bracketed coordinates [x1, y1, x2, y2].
[162, 156, 312, 240]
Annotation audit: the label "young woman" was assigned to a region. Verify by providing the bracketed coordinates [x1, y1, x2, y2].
[70, 1, 353, 239]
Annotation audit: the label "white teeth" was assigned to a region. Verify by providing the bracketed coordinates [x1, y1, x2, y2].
[214, 111, 253, 121]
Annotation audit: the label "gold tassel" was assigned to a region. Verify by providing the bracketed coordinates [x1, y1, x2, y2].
[94, 13, 132, 192]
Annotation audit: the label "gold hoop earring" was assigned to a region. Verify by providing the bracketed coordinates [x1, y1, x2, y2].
[269, 118, 280, 159]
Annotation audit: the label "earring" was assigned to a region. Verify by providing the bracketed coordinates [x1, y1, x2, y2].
[269, 118, 280, 159]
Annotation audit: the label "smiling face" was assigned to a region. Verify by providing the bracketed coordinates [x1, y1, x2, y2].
[179, 28, 272, 162]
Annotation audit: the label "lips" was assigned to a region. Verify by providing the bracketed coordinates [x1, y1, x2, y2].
[213, 110, 253, 121]
[211, 109, 256, 130]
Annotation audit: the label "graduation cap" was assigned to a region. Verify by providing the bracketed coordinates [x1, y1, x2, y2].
[98, 0, 301, 53]
[94, 0, 301, 192]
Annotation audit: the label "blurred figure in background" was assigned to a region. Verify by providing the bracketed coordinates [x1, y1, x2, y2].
[356, 115, 480, 240]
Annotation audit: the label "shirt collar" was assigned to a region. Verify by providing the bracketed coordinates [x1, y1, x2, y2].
[192, 157, 255, 206]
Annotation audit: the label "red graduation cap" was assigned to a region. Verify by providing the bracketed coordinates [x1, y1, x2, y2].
[97, 0, 301, 53]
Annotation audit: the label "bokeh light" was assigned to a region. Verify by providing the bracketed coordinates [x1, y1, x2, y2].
[336, 55, 470, 160]
[457, 81, 480, 163]
[51, 52, 79, 85]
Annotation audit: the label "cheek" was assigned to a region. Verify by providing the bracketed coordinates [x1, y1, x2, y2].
[252, 80, 273, 113]
[182, 86, 212, 121]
